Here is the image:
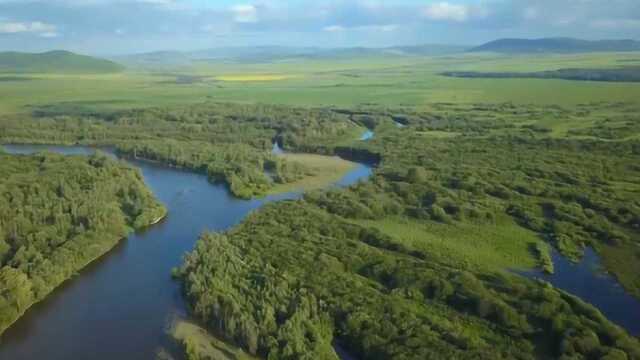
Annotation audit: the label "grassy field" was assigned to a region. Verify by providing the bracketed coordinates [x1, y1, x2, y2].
[268, 153, 357, 195]
[216, 74, 296, 82]
[354, 215, 544, 272]
[170, 320, 259, 360]
[1, 52, 639, 116]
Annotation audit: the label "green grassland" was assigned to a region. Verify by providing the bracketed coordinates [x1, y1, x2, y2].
[0, 50, 123, 74]
[354, 215, 543, 272]
[169, 319, 259, 360]
[1, 52, 639, 116]
[267, 153, 357, 195]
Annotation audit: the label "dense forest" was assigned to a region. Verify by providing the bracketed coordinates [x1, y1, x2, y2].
[0, 103, 362, 198]
[441, 67, 640, 82]
[0, 151, 165, 334]
[177, 202, 640, 359]
[319, 131, 640, 297]
[1, 100, 639, 358]
[174, 110, 640, 359]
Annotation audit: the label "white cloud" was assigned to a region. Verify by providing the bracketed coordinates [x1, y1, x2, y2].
[553, 16, 576, 27]
[323, 25, 344, 32]
[0, 21, 57, 34]
[357, 24, 399, 32]
[40, 31, 59, 38]
[423, 2, 469, 22]
[231, 4, 258, 23]
[323, 24, 398, 33]
[377, 24, 398, 32]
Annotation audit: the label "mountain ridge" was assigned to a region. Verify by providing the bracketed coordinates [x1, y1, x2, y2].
[0, 50, 125, 74]
[470, 37, 640, 54]
[112, 44, 469, 67]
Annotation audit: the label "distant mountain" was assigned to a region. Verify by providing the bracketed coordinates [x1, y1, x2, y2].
[306, 44, 469, 59]
[113, 46, 316, 68]
[470, 38, 640, 54]
[0, 50, 124, 73]
[114, 44, 468, 68]
[386, 44, 469, 56]
[114, 51, 193, 68]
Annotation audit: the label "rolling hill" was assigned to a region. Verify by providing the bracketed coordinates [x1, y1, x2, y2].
[0, 50, 125, 73]
[470, 38, 640, 54]
[114, 44, 467, 67]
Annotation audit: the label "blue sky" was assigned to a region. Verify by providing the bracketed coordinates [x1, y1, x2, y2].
[0, 0, 638, 54]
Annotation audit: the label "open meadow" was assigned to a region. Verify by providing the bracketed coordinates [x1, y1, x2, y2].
[1, 52, 640, 117]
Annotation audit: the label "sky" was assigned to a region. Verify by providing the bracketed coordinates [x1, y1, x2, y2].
[0, 0, 638, 55]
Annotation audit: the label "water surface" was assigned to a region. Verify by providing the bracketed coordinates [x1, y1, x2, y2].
[522, 248, 640, 335]
[360, 130, 374, 141]
[0, 144, 372, 359]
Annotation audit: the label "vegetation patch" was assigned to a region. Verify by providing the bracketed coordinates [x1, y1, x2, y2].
[1, 103, 364, 198]
[30, 101, 128, 118]
[0, 76, 36, 82]
[216, 74, 295, 82]
[158, 75, 213, 85]
[268, 153, 356, 194]
[0, 50, 124, 74]
[0, 152, 165, 334]
[176, 202, 640, 359]
[170, 319, 259, 360]
[353, 216, 543, 272]
[442, 67, 640, 82]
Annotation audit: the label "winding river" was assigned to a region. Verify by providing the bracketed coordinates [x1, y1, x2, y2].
[0, 144, 372, 359]
[1, 141, 639, 358]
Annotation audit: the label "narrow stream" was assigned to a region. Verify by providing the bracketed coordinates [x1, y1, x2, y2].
[0, 144, 373, 359]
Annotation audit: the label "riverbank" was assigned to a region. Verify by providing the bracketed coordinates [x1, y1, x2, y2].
[0, 144, 373, 360]
[0, 150, 167, 337]
[169, 319, 259, 360]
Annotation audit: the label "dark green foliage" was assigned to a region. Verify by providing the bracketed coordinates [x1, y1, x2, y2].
[442, 67, 640, 83]
[118, 140, 274, 199]
[0, 152, 165, 333]
[315, 130, 640, 296]
[177, 202, 640, 359]
[0, 102, 362, 198]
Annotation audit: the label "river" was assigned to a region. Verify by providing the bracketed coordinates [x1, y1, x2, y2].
[2, 143, 639, 358]
[0, 144, 372, 359]
[521, 247, 640, 335]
